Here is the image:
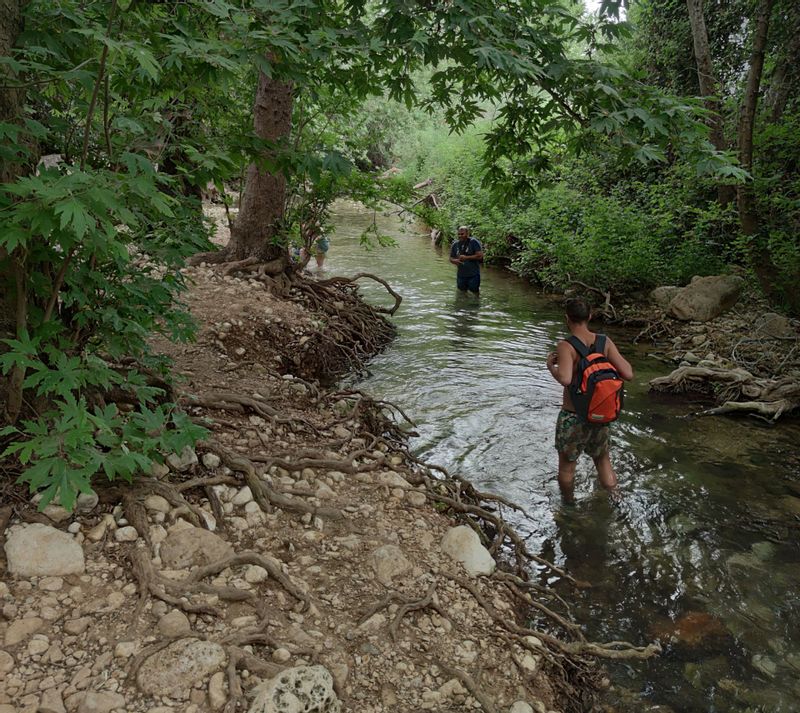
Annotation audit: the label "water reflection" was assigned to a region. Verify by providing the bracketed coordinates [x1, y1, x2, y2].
[329, 202, 800, 713]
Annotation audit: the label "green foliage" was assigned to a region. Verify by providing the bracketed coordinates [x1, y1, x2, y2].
[399, 120, 738, 291]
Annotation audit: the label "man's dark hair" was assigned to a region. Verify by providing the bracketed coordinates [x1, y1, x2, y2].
[565, 297, 591, 323]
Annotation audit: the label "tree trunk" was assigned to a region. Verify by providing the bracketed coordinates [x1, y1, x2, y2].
[736, 0, 774, 235]
[226, 69, 293, 264]
[735, 0, 790, 309]
[766, 13, 800, 123]
[686, 0, 734, 204]
[0, 0, 28, 422]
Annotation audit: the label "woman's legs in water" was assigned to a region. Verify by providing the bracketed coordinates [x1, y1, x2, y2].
[557, 453, 577, 504]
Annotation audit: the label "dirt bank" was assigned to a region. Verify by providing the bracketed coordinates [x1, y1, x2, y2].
[0, 212, 664, 713]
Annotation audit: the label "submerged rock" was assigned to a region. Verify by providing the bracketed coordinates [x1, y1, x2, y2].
[650, 611, 727, 647]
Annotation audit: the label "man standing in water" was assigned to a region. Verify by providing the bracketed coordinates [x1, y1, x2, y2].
[546, 298, 634, 503]
[449, 225, 484, 294]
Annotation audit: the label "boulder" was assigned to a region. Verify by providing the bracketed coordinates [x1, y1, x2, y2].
[440, 526, 496, 577]
[4, 523, 85, 577]
[136, 638, 227, 697]
[160, 527, 234, 569]
[668, 275, 744, 322]
[367, 544, 411, 586]
[248, 665, 340, 713]
[650, 285, 681, 309]
[757, 312, 793, 339]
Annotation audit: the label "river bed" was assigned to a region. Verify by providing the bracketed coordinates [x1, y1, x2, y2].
[326, 202, 800, 713]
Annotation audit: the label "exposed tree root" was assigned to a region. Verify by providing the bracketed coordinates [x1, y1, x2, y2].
[650, 365, 800, 421]
[316, 272, 403, 315]
[186, 551, 310, 612]
[208, 441, 343, 520]
[436, 661, 498, 713]
[359, 582, 449, 642]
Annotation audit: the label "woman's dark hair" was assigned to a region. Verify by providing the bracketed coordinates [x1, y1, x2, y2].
[565, 297, 591, 323]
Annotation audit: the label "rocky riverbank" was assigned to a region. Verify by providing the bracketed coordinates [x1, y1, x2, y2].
[607, 275, 800, 421]
[0, 221, 662, 713]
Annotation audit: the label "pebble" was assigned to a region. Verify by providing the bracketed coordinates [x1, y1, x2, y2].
[232, 486, 253, 506]
[114, 641, 137, 659]
[208, 671, 227, 711]
[77, 690, 126, 713]
[114, 526, 139, 542]
[271, 648, 291, 663]
[0, 650, 14, 674]
[158, 610, 192, 637]
[27, 637, 50, 655]
[244, 565, 269, 584]
[5, 617, 44, 646]
[202, 453, 221, 469]
[144, 495, 171, 513]
[406, 491, 427, 507]
[64, 617, 92, 635]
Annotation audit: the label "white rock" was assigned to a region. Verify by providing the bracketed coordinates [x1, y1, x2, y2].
[5, 523, 85, 577]
[231, 487, 253, 506]
[77, 691, 126, 713]
[208, 671, 227, 711]
[160, 527, 234, 569]
[271, 648, 291, 663]
[509, 703, 534, 713]
[27, 637, 50, 655]
[158, 610, 192, 637]
[440, 526, 496, 577]
[0, 650, 14, 674]
[244, 565, 269, 584]
[39, 576, 64, 591]
[75, 491, 99, 512]
[166, 446, 198, 472]
[406, 491, 427, 507]
[150, 462, 170, 478]
[43, 504, 71, 523]
[114, 641, 137, 659]
[39, 687, 66, 713]
[248, 665, 340, 713]
[202, 453, 221, 469]
[376, 471, 410, 489]
[368, 544, 411, 586]
[315, 483, 337, 500]
[114, 526, 139, 542]
[136, 638, 227, 696]
[144, 495, 171, 513]
[5, 617, 44, 646]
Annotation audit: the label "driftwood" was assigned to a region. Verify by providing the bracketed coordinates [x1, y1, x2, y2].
[649, 365, 800, 421]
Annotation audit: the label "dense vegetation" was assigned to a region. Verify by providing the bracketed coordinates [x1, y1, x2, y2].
[1, 0, 795, 506]
[393, 0, 800, 310]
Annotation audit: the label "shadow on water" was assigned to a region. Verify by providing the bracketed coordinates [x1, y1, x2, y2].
[328, 202, 800, 712]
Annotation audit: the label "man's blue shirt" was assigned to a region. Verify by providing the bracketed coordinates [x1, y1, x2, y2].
[450, 237, 482, 278]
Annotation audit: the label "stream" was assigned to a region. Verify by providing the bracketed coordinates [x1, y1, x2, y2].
[327, 201, 800, 713]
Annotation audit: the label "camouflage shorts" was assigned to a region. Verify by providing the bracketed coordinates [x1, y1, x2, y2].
[555, 409, 610, 462]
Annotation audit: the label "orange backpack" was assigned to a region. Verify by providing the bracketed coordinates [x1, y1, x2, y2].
[567, 335, 624, 424]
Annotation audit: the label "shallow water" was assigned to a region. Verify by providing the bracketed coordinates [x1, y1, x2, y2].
[326, 202, 800, 712]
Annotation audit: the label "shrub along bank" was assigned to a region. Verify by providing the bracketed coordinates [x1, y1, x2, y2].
[399, 122, 747, 297]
